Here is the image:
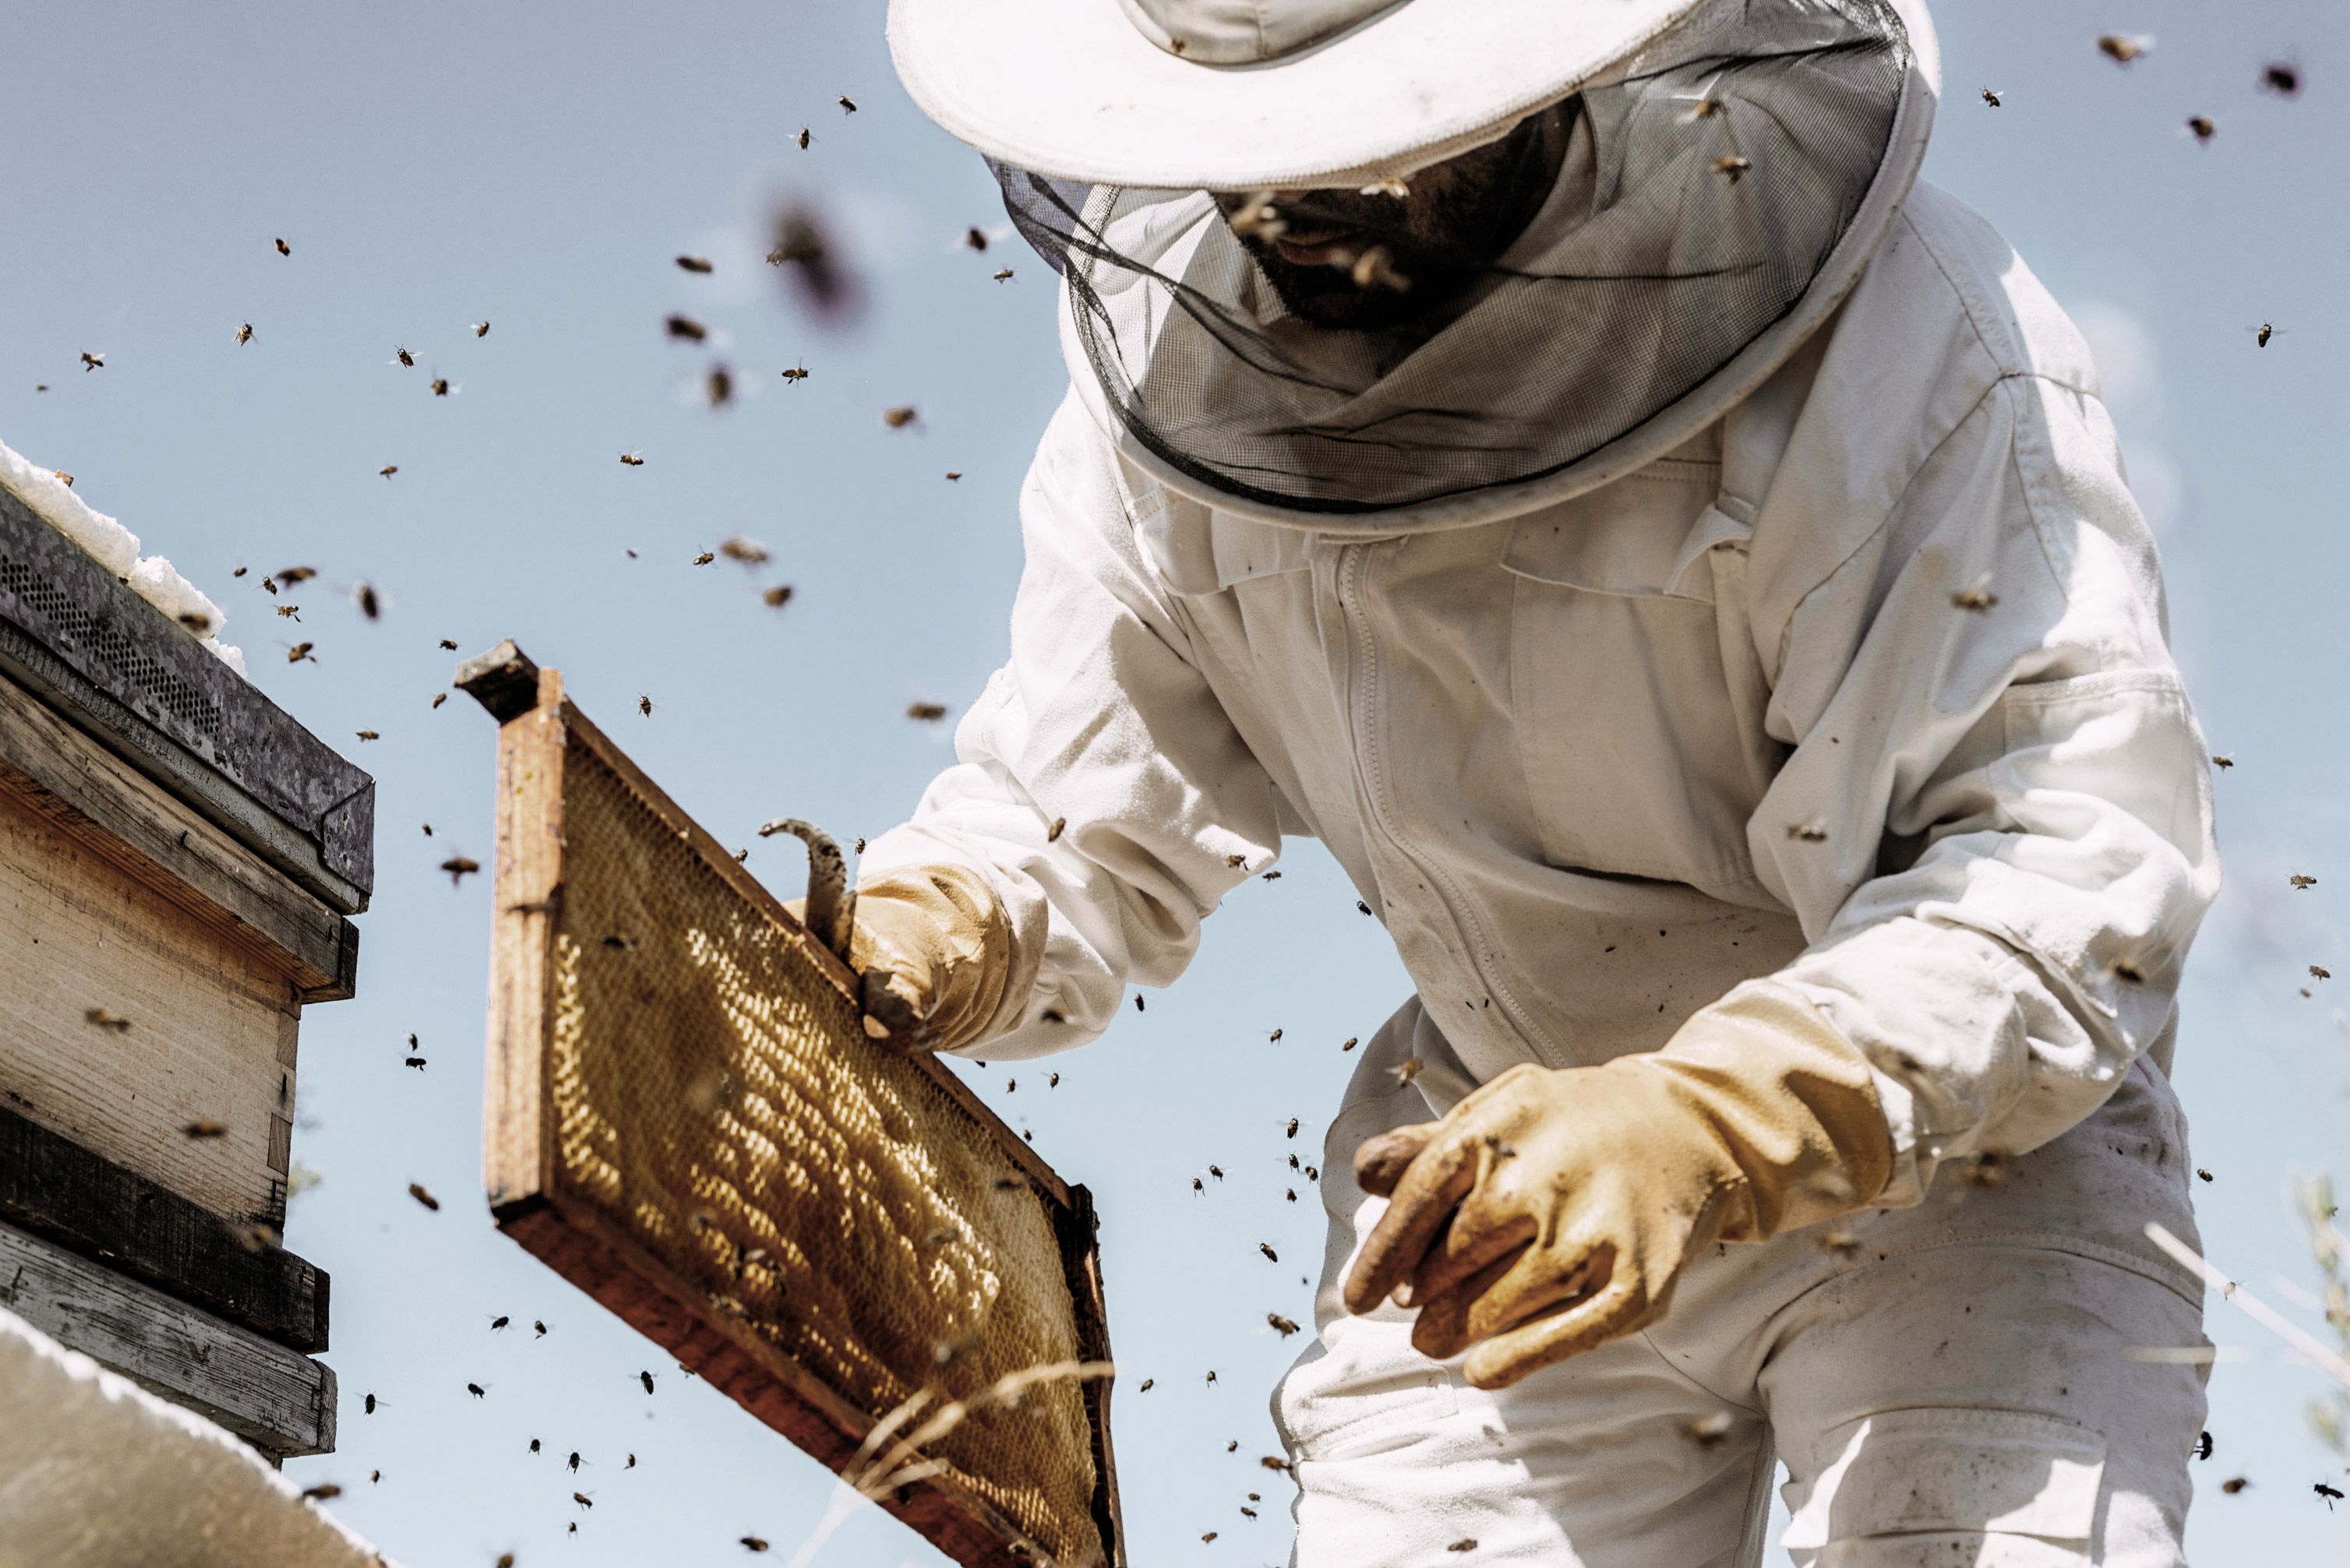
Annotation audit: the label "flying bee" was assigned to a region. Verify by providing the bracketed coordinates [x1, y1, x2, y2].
[883, 404, 919, 428]
[404, 1055, 425, 1069]
[1047, 816, 1067, 842]
[2196, 1168, 2214, 1183]
[237, 322, 253, 344]
[183, 1119, 227, 1139]
[796, 126, 811, 150]
[666, 314, 708, 342]
[720, 536, 769, 565]
[300, 1483, 343, 1501]
[1392, 1055, 1425, 1087]
[355, 730, 379, 742]
[2291, 873, 2316, 890]
[1269, 1027, 1283, 1042]
[965, 227, 990, 252]
[409, 1182, 441, 1210]
[706, 364, 733, 407]
[742, 1538, 771, 1552]
[1342, 1036, 1358, 1052]
[2261, 61, 2302, 97]
[430, 377, 450, 396]
[676, 255, 714, 273]
[2251, 322, 2279, 348]
[993, 267, 1014, 283]
[2211, 754, 2233, 769]
[572, 1492, 593, 1509]
[364, 1393, 380, 1415]
[567, 1450, 584, 1472]
[535, 1320, 548, 1337]
[379, 464, 398, 479]
[279, 565, 318, 585]
[1209, 1165, 1225, 1181]
[2186, 115, 2216, 143]
[1049, 1073, 1060, 1087]
[1685, 1411, 1735, 1447]
[1258, 1242, 1278, 1263]
[907, 701, 947, 721]
[1138, 1378, 1155, 1392]
[80, 351, 104, 372]
[640, 1369, 656, 1394]
[1350, 245, 1410, 292]
[638, 695, 654, 716]
[838, 94, 857, 112]
[780, 365, 810, 384]
[1787, 819, 1830, 843]
[1269, 1313, 1300, 1337]
[471, 320, 490, 337]
[1286, 1117, 1300, 1138]
[2097, 33, 2151, 65]
[274, 237, 291, 255]
[286, 642, 316, 664]
[2220, 1477, 2249, 1495]
[439, 855, 480, 886]
[692, 551, 715, 566]
[1980, 87, 2002, 107]
[1358, 174, 1410, 199]
[431, 692, 446, 709]
[356, 582, 381, 619]
[178, 611, 212, 634]
[392, 345, 415, 368]
[1952, 576, 1998, 610]
[1711, 154, 1752, 182]
[762, 584, 795, 608]
[2313, 965, 2332, 981]
[1819, 1228, 1863, 1258]
[620, 451, 644, 466]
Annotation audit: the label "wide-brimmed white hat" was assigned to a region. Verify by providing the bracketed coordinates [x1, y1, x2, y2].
[888, 0, 1724, 190]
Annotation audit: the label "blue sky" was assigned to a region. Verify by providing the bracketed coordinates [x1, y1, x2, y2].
[5, 0, 2347, 1561]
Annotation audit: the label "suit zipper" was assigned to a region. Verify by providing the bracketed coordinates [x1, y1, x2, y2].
[1335, 543, 1560, 1066]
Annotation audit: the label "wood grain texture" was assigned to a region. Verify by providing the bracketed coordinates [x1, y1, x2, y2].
[0, 780, 302, 1225]
[0, 667, 357, 999]
[0, 1219, 336, 1459]
[0, 1103, 327, 1351]
[473, 662, 1124, 1567]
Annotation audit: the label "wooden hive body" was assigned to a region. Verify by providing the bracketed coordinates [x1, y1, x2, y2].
[0, 489, 370, 1461]
[464, 645, 1124, 1568]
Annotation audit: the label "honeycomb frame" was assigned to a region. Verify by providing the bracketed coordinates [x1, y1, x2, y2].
[471, 656, 1124, 1567]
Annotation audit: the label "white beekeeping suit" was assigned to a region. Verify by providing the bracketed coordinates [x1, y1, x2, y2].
[857, 1, 2220, 1562]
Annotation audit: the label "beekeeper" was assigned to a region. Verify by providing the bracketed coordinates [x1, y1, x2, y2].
[857, 1, 2219, 1562]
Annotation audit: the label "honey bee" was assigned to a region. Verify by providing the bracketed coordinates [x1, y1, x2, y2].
[706, 365, 733, 407]
[639, 1369, 656, 1394]
[2196, 1168, 2214, 1184]
[2261, 62, 2302, 97]
[963, 227, 990, 252]
[572, 1491, 592, 1508]
[2251, 322, 2279, 348]
[534, 1320, 548, 1337]
[300, 1482, 342, 1501]
[838, 94, 857, 113]
[236, 322, 253, 344]
[1392, 1055, 1425, 1087]
[676, 255, 715, 273]
[907, 701, 947, 721]
[393, 345, 418, 369]
[364, 1393, 379, 1414]
[780, 365, 810, 384]
[1258, 1242, 1278, 1263]
[625, 1453, 635, 1468]
[1957, 1151, 2006, 1188]
[1980, 87, 2002, 107]
[638, 695, 654, 716]
[1350, 245, 1409, 292]
[2186, 115, 2216, 143]
[993, 267, 1014, 283]
[378, 463, 398, 478]
[2292, 873, 2317, 890]
[1048, 816, 1067, 842]
[1269, 1028, 1283, 1043]
[1259, 1454, 1291, 1473]
[665, 314, 707, 341]
[1209, 1165, 1225, 1181]
[355, 730, 379, 742]
[2313, 965, 2333, 981]
[355, 582, 381, 619]
[1710, 154, 1752, 181]
[1267, 1313, 1301, 1337]
[882, 404, 919, 428]
[2220, 1477, 2249, 1495]
[620, 451, 644, 466]
[409, 1182, 441, 1210]
[1341, 1036, 1358, 1052]
[1138, 1378, 1155, 1392]
[1359, 174, 1410, 199]
[183, 1119, 227, 1139]
[1357, 900, 1374, 916]
[404, 1055, 425, 1069]
[472, 320, 490, 337]
[177, 611, 212, 634]
[1446, 1540, 1479, 1554]
[80, 351, 104, 372]
[1818, 1228, 1863, 1258]
[1952, 576, 1998, 610]
[1787, 820, 1830, 842]
[1286, 1117, 1300, 1138]
[1049, 1073, 1060, 1087]
[1305, 1165, 1319, 1179]
[274, 238, 291, 255]
[796, 126, 811, 150]
[439, 854, 480, 885]
[286, 642, 316, 664]
[720, 536, 769, 565]
[762, 585, 795, 608]
[567, 1449, 584, 1471]
[2211, 754, 2233, 769]
[489, 1315, 510, 1331]
[1685, 1411, 1735, 1447]
[693, 551, 715, 566]
[279, 565, 318, 586]
[2112, 958, 2145, 983]
[2097, 33, 2151, 65]
[430, 377, 450, 396]
[431, 692, 447, 709]
[945, 470, 963, 480]
[741, 1537, 771, 1552]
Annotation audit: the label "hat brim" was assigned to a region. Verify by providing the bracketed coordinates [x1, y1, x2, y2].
[887, 0, 1715, 190]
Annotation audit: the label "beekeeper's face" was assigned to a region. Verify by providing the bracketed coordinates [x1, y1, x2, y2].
[1216, 100, 1571, 329]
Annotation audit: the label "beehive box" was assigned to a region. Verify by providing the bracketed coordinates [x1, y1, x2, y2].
[0, 484, 372, 1460]
[461, 643, 1124, 1568]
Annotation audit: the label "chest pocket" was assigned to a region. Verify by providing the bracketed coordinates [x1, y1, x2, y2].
[1501, 462, 1783, 904]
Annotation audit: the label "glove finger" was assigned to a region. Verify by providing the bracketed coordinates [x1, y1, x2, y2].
[1408, 1188, 1536, 1306]
[1409, 1239, 1526, 1360]
[1413, 1232, 1608, 1360]
[1459, 1266, 1658, 1390]
[1343, 1126, 1484, 1316]
[1353, 1124, 1439, 1197]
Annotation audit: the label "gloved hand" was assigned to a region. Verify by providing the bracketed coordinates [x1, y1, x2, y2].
[1343, 981, 1893, 1388]
[807, 864, 1026, 1053]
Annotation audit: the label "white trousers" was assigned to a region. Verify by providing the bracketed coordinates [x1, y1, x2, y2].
[1276, 1002, 2209, 1567]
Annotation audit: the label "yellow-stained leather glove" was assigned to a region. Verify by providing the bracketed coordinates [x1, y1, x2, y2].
[808, 864, 1029, 1053]
[1343, 981, 1893, 1389]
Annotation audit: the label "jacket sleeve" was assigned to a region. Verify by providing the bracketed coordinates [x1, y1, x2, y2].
[1745, 371, 2220, 1206]
[856, 391, 1286, 1059]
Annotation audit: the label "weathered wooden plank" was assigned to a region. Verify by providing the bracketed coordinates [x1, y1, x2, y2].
[0, 779, 302, 1225]
[0, 667, 357, 999]
[0, 1220, 336, 1459]
[0, 490, 374, 911]
[0, 1103, 328, 1352]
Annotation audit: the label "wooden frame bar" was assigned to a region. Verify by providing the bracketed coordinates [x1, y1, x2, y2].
[462, 643, 1125, 1568]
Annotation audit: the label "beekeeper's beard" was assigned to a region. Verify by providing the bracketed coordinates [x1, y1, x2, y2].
[1214, 104, 1572, 331]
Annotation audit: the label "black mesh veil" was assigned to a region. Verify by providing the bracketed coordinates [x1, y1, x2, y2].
[991, 0, 1913, 517]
